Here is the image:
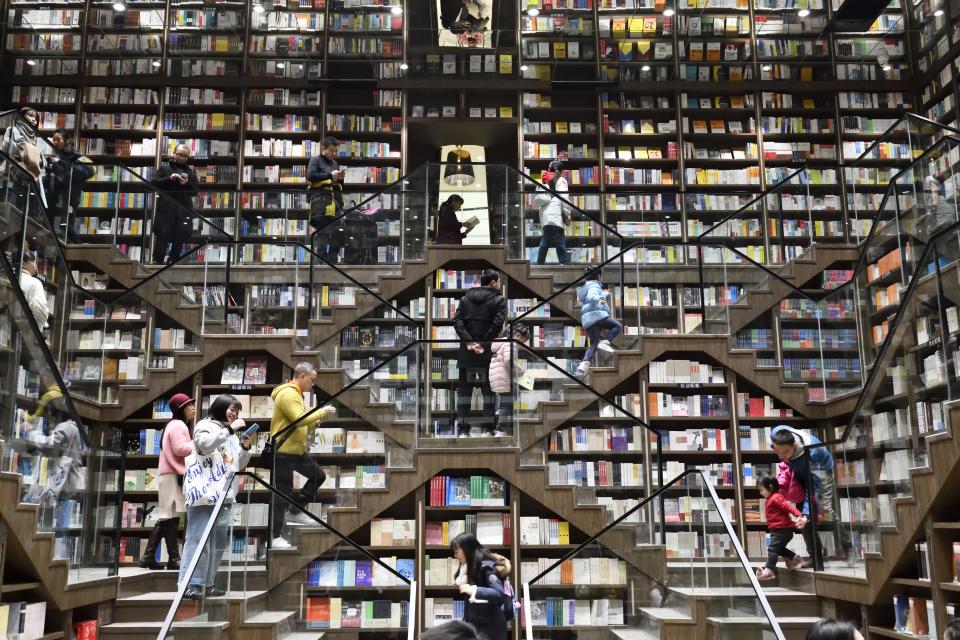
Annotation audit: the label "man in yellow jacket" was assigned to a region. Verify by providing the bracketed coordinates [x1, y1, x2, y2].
[269, 362, 336, 549]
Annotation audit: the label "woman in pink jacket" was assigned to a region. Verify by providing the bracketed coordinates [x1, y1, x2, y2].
[488, 325, 529, 437]
[140, 393, 196, 570]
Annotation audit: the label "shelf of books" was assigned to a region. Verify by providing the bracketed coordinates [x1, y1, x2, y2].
[520, 0, 596, 83]
[165, 0, 246, 80]
[4, 2, 85, 84]
[839, 90, 915, 242]
[832, 0, 910, 83]
[755, 0, 830, 83]
[422, 473, 512, 630]
[326, 0, 403, 81]
[596, 0, 675, 84]
[84, 0, 165, 80]
[677, 0, 753, 84]
[247, 0, 324, 81]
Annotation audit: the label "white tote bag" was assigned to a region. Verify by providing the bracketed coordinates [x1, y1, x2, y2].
[182, 444, 233, 508]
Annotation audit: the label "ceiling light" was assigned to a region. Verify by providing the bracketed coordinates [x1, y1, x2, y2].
[882, 63, 892, 71]
[527, 7, 539, 16]
[934, 8, 944, 16]
[399, 62, 409, 70]
[762, 64, 772, 71]
[520, 64, 529, 71]
[253, 1, 264, 12]
[663, 8, 675, 16]
[641, 64, 651, 71]
[797, 8, 810, 17]
[276, 62, 285, 69]
[391, 5, 402, 15]
[112, 1, 126, 11]
[26, 59, 36, 66]
[152, 60, 161, 67]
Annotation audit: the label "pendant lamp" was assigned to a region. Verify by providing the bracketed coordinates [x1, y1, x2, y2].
[443, 146, 475, 187]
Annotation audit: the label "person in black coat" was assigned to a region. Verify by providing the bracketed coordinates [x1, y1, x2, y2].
[46, 129, 93, 242]
[452, 269, 506, 437]
[151, 145, 198, 264]
[451, 533, 509, 640]
[307, 136, 345, 263]
[432, 194, 467, 244]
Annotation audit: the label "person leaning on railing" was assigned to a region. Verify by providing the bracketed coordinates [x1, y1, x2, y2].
[45, 128, 93, 242]
[1, 106, 47, 212]
[151, 144, 199, 265]
[268, 362, 336, 550]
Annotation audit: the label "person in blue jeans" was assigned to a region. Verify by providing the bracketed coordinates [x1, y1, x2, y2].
[575, 267, 622, 378]
[771, 425, 852, 570]
[534, 160, 571, 265]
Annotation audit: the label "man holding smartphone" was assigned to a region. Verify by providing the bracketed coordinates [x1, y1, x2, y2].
[151, 143, 199, 264]
[268, 362, 337, 550]
[307, 136, 346, 263]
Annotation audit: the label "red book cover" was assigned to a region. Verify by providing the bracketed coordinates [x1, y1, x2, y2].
[73, 621, 98, 640]
[429, 477, 437, 506]
[442, 476, 448, 506]
[306, 597, 330, 628]
[749, 397, 763, 417]
[502, 513, 512, 546]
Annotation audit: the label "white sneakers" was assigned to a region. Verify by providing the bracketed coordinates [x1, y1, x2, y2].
[575, 362, 590, 378]
[271, 537, 294, 550]
[597, 339, 614, 353]
[287, 511, 316, 526]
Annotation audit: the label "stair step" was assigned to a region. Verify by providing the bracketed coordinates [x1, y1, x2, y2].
[707, 615, 822, 640]
[637, 607, 693, 622]
[102, 620, 230, 640]
[609, 630, 658, 640]
[281, 634, 325, 640]
[244, 610, 296, 625]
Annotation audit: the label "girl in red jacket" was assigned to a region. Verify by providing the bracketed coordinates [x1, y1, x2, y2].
[756, 475, 808, 580]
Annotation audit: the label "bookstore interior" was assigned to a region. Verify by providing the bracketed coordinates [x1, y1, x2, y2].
[3, 0, 960, 638]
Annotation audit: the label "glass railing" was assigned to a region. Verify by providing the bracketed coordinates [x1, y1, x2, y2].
[522, 469, 785, 640]
[157, 471, 415, 640]
[0, 157, 124, 584]
[806, 217, 960, 579]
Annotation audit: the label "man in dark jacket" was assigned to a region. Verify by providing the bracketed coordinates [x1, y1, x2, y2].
[150, 144, 198, 264]
[453, 269, 507, 437]
[307, 136, 345, 264]
[46, 129, 93, 242]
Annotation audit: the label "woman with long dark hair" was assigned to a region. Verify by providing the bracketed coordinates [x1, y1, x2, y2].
[450, 532, 510, 640]
[1, 106, 47, 210]
[432, 194, 469, 244]
[178, 394, 251, 599]
[805, 619, 865, 640]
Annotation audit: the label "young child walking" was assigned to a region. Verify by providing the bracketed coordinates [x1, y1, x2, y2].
[575, 268, 622, 379]
[756, 475, 807, 581]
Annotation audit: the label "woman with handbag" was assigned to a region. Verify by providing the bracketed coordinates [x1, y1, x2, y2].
[139, 393, 195, 571]
[534, 160, 571, 265]
[178, 395, 251, 599]
[1, 106, 48, 212]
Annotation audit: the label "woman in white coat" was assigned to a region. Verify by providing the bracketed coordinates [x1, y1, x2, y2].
[534, 160, 571, 265]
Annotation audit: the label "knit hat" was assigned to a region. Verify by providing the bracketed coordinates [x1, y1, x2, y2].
[169, 393, 195, 415]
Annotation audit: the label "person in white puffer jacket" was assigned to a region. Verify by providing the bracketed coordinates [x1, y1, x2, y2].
[534, 160, 571, 265]
[487, 325, 530, 437]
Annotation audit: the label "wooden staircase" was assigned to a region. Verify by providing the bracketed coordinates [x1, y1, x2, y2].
[62, 245, 205, 337]
[702, 245, 860, 336]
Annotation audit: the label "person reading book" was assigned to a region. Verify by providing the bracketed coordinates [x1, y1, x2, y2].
[269, 362, 337, 549]
[432, 194, 478, 245]
[755, 475, 807, 581]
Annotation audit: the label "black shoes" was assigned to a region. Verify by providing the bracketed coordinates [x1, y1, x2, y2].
[183, 586, 204, 600]
[205, 585, 226, 597]
[138, 558, 164, 570]
[182, 585, 226, 600]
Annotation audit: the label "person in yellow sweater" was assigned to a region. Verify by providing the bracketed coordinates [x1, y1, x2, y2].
[269, 362, 336, 549]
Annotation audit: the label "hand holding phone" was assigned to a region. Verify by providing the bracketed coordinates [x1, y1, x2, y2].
[242, 423, 261, 439]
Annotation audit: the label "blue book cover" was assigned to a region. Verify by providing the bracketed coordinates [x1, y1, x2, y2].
[355, 560, 373, 587]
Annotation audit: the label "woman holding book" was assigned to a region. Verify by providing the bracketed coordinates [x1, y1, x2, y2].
[139, 393, 195, 571]
[451, 532, 510, 640]
[179, 395, 251, 599]
[432, 194, 472, 245]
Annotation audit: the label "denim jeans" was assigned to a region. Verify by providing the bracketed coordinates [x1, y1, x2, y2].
[536, 225, 570, 264]
[178, 503, 232, 588]
[583, 317, 623, 361]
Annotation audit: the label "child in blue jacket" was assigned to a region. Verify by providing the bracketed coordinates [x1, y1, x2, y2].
[575, 268, 622, 378]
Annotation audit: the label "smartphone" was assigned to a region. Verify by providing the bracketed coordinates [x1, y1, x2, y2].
[242, 423, 261, 439]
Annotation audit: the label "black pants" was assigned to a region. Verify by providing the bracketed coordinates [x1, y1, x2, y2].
[493, 392, 512, 435]
[456, 367, 494, 436]
[153, 234, 184, 264]
[766, 528, 797, 570]
[271, 453, 326, 538]
[310, 192, 343, 264]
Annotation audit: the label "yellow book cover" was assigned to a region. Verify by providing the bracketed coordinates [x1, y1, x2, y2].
[498, 54, 512, 74]
[640, 121, 655, 134]
[802, 98, 815, 108]
[499, 106, 513, 118]
[441, 521, 449, 545]
[212, 113, 225, 129]
[553, 42, 566, 59]
[611, 18, 626, 38]
[558, 521, 570, 544]
[617, 146, 632, 160]
[647, 148, 661, 159]
[555, 121, 569, 133]
[709, 119, 725, 133]
[635, 147, 649, 159]
[627, 17, 644, 37]
[215, 36, 229, 52]
[731, 96, 745, 109]
[800, 66, 813, 81]
[636, 40, 652, 57]
[689, 42, 704, 61]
